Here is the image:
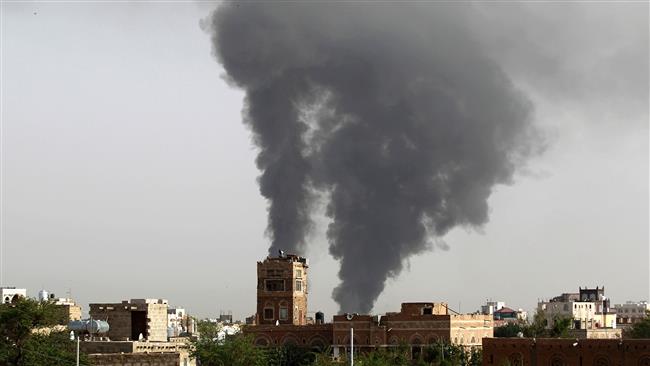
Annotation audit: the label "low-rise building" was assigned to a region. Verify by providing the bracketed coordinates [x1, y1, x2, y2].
[1, 287, 27, 304]
[89, 298, 168, 342]
[614, 300, 649, 328]
[81, 339, 194, 366]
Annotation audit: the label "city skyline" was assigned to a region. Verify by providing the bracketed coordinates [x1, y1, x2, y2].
[1, 2, 648, 322]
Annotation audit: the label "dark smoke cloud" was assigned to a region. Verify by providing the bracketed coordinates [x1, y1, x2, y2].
[207, 3, 542, 313]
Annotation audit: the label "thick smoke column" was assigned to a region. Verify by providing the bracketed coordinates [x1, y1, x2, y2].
[208, 3, 541, 313]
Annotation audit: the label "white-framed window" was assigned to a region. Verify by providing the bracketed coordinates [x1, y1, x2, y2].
[295, 280, 302, 292]
[296, 269, 302, 278]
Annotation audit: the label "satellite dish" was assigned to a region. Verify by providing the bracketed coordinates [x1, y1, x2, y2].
[138, 333, 144, 341]
[275, 320, 279, 326]
[346, 313, 354, 321]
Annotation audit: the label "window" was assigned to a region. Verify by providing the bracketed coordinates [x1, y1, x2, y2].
[264, 308, 274, 320]
[422, 307, 433, 315]
[296, 269, 302, 278]
[265, 279, 285, 291]
[295, 280, 302, 292]
[279, 301, 288, 320]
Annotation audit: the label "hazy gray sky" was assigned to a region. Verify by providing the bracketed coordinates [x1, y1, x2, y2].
[1, 2, 647, 320]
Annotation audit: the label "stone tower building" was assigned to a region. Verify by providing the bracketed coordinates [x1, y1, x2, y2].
[257, 253, 308, 325]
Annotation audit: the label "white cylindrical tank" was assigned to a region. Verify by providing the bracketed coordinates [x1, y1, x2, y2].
[38, 290, 48, 302]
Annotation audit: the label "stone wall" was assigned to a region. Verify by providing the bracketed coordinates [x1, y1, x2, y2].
[147, 303, 169, 342]
[88, 352, 180, 366]
[482, 338, 650, 366]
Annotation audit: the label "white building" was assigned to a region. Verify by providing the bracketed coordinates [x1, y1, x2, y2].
[614, 301, 649, 327]
[538, 288, 616, 330]
[1, 287, 27, 304]
[168, 307, 195, 337]
[481, 301, 505, 315]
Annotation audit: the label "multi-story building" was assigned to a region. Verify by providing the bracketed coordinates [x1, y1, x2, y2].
[168, 307, 190, 337]
[89, 298, 168, 342]
[538, 286, 616, 331]
[1, 287, 27, 304]
[245, 254, 493, 359]
[256, 253, 308, 326]
[614, 301, 649, 328]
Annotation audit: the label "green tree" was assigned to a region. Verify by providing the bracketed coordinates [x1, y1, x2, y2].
[628, 311, 650, 339]
[549, 316, 572, 338]
[196, 318, 222, 340]
[191, 333, 267, 366]
[494, 323, 526, 338]
[266, 344, 315, 366]
[524, 310, 548, 338]
[0, 297, 84, 366]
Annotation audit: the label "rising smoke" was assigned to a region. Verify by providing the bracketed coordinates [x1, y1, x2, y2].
[207, 3, 542, 313]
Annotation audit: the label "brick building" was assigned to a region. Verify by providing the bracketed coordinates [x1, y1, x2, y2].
[482, 338, 650, 366]
[245, 254, 493, 359]
[256, 253, 308, 326]
[89, 298, 168, 342]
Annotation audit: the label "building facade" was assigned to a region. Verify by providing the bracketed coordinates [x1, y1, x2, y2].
[482, 338, 650, 366]
[614, 301, 649, 328]
[89, 298, 168, 342]
[82, 339, 194, 366]
[538, 287, 616, 331]
[246, 255, 493, 359]
[256, 254, 308, 326]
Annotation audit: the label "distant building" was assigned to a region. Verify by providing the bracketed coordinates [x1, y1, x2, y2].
[481, 301, 505, 315]
[1, 287, 26, 304]
[538, 286, 617, 332]
[218, 311, 233, 324]
[614, 301, 649, 328]
[53, 297, 82, 322]
[168, 307, 193, 337]
[480, 300, 527, 326]
[89, 299, 168, 342]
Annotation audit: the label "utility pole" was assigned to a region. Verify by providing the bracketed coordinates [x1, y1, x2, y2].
[350, 327, 354, 366]
[70, 331, 79, 366]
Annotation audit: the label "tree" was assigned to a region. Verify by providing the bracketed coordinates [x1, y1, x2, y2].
[196, 318, 223, 340]
[191, 333, 267, 366]
[628, 311, 650, 339]
[266, 343, 315, 366]
[0, 297, 85, 366]
[494, 323, 526, 338]
[549, 316, 572, 338]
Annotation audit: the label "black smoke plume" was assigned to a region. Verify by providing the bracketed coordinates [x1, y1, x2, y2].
[207, 3, 541, 313]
